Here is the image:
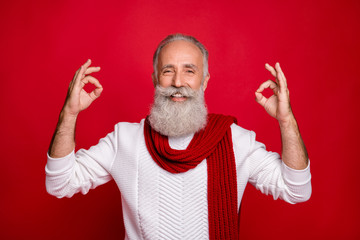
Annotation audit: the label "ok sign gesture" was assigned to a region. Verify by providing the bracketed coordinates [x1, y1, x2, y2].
[255, 62, 293, 124]
[63, 59, 103, 117]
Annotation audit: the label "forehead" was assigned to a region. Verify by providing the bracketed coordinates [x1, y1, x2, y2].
[158, 40, 203, 66]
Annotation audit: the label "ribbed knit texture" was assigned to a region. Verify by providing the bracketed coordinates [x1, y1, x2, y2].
[144, 113, 238, 239]
[46, 120, 312, 239]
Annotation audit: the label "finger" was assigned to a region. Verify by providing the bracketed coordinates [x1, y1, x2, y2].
[74, 59, 92, 86]
[70, 60, 92, 93]
[278, 63, 287, 86]
[69, 69, 79, 89]
[255, 92, 267, 107]
[84, 74, 103, 100]
[80, 59, 92, 77]
[83, 59, 92, 69]
[85, 66, 101, 75]
[89, 86, 103, 100]
[75, 65, 86, 86]
[72, 67, 80, 80]
[275, 62, 287, 91]
[80, 75, 103, 89]
[256, 80, 278, 93]
[71, 65, 83, 86]
[265, 63, 277, 78]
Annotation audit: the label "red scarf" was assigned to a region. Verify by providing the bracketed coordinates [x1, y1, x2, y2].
[144, 113, 238, 239]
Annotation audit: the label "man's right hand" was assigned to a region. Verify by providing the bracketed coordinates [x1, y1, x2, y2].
[62, 59, 102, 117]
[48, 59, 102, 158]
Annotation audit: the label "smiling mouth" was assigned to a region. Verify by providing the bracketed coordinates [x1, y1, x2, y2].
[170, 93, 187, 102]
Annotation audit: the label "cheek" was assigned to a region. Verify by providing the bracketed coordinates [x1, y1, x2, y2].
[158, 76, 172, 87]
[188, 76, 203, 90]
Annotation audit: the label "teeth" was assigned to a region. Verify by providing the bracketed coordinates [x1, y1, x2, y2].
[172, 93, 184, 98]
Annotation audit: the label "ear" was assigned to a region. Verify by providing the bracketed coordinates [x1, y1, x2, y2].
[152, 72, 157, 87]
[202, 73, 210, 91]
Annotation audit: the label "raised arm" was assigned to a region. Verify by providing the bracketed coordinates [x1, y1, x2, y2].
[255, 62, 308, 170]
[48, 59, 102, 158]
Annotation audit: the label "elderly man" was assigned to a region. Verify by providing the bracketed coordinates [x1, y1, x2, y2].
[46, 34, 311, 239]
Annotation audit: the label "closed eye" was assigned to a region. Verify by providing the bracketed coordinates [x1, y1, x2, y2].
[162, 69, 174, 74]
[161, 64, 175, 74]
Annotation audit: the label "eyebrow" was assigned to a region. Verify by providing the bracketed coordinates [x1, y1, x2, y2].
[161, 64, 175, 70]
[161, 64, 199, 71]
[184, 64, 199, 71]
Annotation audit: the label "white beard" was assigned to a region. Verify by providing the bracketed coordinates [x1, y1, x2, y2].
[148, 85, 208, 137]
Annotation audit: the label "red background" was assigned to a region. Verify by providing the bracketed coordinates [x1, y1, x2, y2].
[1, 0, 359, 239]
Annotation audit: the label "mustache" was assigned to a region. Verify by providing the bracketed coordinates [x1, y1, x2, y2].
[156, 85, 197, 98]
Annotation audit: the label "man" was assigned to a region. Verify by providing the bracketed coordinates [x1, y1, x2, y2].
[46, 34, 311, 239]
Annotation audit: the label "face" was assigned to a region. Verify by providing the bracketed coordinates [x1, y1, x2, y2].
[152, 40, 210, 102]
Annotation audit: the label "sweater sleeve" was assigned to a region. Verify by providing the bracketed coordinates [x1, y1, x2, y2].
[45, 125, 118, 198]
[246, 130, 312, 204]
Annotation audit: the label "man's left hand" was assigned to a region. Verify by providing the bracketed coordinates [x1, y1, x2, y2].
[255, 62, 294, 124]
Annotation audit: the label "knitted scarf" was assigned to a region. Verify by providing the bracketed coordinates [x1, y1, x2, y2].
[144, 113, 238, 239]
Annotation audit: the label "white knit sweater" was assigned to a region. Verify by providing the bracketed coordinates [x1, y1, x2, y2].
[45, 119, 312, 240]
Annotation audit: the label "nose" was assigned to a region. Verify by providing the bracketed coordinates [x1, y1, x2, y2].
[172, 72, 183, 88]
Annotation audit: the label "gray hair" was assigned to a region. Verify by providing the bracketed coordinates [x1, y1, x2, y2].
[153, 33, 209, 81]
